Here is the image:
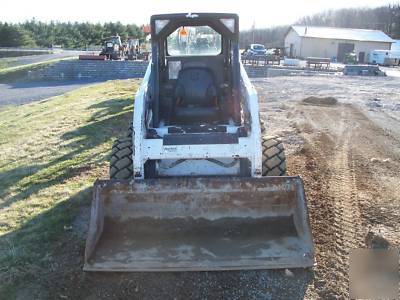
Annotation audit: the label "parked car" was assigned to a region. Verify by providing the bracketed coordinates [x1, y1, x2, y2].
[242, 44, 267, 58]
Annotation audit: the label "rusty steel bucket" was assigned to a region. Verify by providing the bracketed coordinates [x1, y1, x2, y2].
[83, 176, 314, 272]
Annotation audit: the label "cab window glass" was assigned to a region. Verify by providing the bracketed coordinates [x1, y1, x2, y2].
[167, 26, 221, 56]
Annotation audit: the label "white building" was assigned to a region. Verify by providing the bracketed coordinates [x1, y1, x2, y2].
[392, 40, 400, 51]
[284, 26, 394, 63]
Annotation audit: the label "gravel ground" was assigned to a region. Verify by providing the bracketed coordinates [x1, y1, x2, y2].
[256, 73, 400, 141]
[255, 74, 400, 298]
[0, 80, 99, 106]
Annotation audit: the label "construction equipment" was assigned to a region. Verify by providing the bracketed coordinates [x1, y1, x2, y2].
[99, 35, 124, 60]
[125, 38, 140, 60]
[344, 52, 357, 64]
[137, 35, 151, 61]
[84, 13, 314, 272]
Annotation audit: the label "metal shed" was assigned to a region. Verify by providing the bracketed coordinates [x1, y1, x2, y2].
[284, 26, 395, 63]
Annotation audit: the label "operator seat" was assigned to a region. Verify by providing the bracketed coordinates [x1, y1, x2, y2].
[173, 67, 220, 123]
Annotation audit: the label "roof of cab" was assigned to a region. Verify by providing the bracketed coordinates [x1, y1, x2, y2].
[150, 13, 239, 40]
[150, 13, 238, 21]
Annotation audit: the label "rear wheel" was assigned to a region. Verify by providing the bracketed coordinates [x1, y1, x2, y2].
[261, 136, 286, 176]
[110, 138, 133, 179]
[260, 119, 266, 135]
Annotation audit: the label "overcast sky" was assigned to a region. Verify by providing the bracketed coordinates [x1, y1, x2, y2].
[0, 0, 395, 29]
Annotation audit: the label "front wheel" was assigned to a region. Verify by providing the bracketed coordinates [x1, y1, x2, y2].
[127, 123, 133, 138]
[261, 136, 286, 176]
[110, 138, 133, 179]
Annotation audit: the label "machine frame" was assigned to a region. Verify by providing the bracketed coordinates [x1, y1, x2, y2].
[132, 13, 262, 179]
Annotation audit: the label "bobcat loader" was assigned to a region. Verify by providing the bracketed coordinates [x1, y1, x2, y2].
[84, 13, 314, 272]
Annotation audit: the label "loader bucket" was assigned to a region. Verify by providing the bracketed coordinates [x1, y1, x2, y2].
[84, 176, 314, 272]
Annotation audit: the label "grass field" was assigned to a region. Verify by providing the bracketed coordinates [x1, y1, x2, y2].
[0, 58, 18, 70]
[0, 57, 75, 83]
[0, 50, 51, 59]
[0, 60, 53, 83]
[0, 79, 138, 298]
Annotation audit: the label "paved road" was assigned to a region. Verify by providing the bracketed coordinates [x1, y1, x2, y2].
[0, 80, 98, 106]
[1, 50, 91, 69]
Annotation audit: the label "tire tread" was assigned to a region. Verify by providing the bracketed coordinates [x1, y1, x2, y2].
[109, 138, 133, 179]
[261, 136, 286, 176]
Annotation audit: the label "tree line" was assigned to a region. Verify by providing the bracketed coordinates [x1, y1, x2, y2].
[239, 4, 400, 48]
[0, 20, 144, 48]
[1, 4, 399, 49]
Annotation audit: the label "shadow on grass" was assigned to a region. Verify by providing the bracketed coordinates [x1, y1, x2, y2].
[0, 97, 133, 210]
[87, 97, 134, 123]
[0, 187, 91, 299]
[0, 94, 133, 296]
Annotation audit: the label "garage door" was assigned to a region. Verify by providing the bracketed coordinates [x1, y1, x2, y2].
[337, 43, 355, 62]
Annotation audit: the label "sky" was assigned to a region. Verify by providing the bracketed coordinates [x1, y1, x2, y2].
[0, 0, 395, 29]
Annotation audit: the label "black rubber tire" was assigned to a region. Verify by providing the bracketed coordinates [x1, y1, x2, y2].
[260, 119, 266, 135]
[262, 136, 286, 176]
[127, 123, 133, 138]
[110, 138, 133, 179]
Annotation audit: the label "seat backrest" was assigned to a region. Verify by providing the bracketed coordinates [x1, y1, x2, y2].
[174, 67, 217, 107]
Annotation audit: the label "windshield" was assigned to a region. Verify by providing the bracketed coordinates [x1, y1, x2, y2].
[252, 44, 265, 50]
[167, 26, 222, 56]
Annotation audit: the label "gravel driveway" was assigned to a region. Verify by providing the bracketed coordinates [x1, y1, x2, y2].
[0, 80, 98, 106]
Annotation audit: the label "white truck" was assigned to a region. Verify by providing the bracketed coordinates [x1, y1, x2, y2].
[369, 49, 400, 66]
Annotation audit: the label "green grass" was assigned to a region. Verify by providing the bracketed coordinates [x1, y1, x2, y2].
[0, 57, 75, 83]
[0, 58, 18, 70]
[0, 79, 139, 297]
[0, 50, 51, 60]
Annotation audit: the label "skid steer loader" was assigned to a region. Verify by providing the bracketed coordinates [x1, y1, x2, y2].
[84, 13, 314, 272]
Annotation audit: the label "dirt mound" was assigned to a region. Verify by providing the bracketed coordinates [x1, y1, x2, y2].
[302, 96, 338, 106]
[365, 231, 390, 249]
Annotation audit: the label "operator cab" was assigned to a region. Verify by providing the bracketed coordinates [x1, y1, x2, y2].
[148, 13, 242, 133]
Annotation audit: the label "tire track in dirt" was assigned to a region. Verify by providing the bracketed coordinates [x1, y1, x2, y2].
[286, 135, 333, 299]
[308, 106, 367, 297]
[328, 110, 365, 295]
[290, 104, 367, 298]
[255, 78, 400, 299]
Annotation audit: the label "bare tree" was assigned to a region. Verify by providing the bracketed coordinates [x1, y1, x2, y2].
[239, 4, 400, 49]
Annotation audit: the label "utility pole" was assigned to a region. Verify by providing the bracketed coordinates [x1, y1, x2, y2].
[252, 20, 255, 44]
